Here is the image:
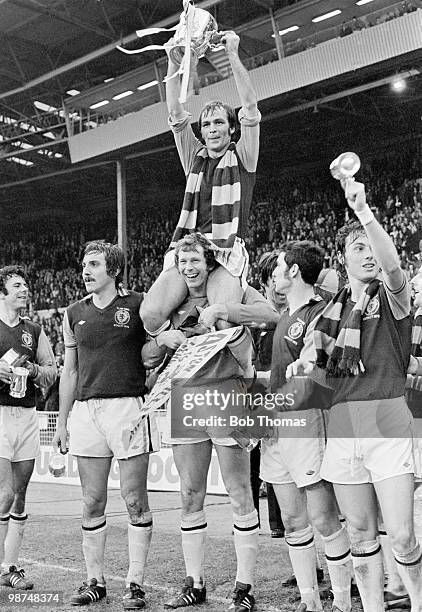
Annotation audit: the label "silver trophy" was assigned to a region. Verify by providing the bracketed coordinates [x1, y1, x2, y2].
[330, 152, 361, 181]
[168, 4, 223, 67]
[117, 2, 224, 101]
[167, 2, 224, 100]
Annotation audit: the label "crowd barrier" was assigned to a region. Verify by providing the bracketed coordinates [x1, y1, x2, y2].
[35, 412, 227, 495]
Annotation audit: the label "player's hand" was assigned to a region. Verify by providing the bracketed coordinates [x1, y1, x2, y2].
[198, 304, 228, 330]
[221, 31, 240, 54]
[261, 423, 278, 446]
[52, 425, 68, 454]
[341, 179, 367, 213]
[286, 359, 314, 380]
[156, 330, 186, 350]
[0, 360, 12, 384]
[164, 39, 178, 65]
[24, 361, 37, 378]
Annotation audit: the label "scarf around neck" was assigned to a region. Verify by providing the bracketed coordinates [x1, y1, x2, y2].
[314, 278, 381, 377]
[169, 142, 241, 251]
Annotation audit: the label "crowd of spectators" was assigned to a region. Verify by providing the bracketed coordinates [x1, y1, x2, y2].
[338, 0, 422, 37]
[204, 0, 422, 80]
[250, 152, 422, 283]
[1, 148, 422, 405]
[281, 0, 422, 57]
[86, 0, 422, 128]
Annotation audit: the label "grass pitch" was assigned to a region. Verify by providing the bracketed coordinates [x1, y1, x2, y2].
[0, 482, 363, 612]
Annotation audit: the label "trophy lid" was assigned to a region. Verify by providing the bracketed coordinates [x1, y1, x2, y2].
[330, 152, 361, 180]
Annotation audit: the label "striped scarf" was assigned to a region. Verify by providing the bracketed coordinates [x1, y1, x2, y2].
[315, 279, 381, 377]
[169, 142, 241, 250]
[411, 311, 422, 357]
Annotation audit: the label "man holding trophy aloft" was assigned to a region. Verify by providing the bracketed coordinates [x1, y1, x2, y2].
[141, 9, 260, 385]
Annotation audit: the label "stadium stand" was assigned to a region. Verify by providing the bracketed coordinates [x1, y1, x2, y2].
[1, 148, 421, 375]
[2, 2, 422, 610]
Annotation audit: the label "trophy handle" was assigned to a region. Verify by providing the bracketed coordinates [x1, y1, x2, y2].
[209, 31, 225, 49]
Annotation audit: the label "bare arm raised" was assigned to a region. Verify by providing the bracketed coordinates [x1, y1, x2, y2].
[166, 31, 257, 119]
[223, 31, 257, 116]
[166, 57, 185, 122]
[342, 178, 405, 293]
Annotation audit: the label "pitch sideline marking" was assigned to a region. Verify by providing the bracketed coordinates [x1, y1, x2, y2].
[21, 557, 283, 612]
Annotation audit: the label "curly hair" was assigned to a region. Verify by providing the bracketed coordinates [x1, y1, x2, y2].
[0, 265, 28, 295]
[174, 233, 216, 269]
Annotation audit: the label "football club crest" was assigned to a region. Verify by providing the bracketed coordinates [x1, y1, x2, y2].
[21, 331, 33, 348]
[114, 308, 131, 326]
[365, 296, 380, 317]
[288, 320, 304, 341]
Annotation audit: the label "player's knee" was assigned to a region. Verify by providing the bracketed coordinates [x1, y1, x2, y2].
[140, 303, 169, 334]
[226, 480, 254, 514]
[121, 489, 144, 519]
[388, 524, 416, 555]
[207, 267, 242, 302]
[180, 486, 205, 513]
[139, 298, 148, 318]
[309, 507, 339, 537]
[139, 300, 157, 326]
[10, 491, 27, 516]
[345, 516, 376, 544]
[0, 486, 15, 513]
[82, 492, 107, 518]
[281, 512, 307, 533]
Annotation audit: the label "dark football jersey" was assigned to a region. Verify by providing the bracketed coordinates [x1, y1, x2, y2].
[331, 284, 410, 404]
[65, 290, 147, 401]
[271, 296, 333, 410]
[0, 318, 40, 407]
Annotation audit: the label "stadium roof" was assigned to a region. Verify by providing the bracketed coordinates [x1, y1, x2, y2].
[1, 0, 421, 212]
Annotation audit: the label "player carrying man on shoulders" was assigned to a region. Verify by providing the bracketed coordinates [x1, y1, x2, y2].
[143, 233, 278, 612]
[141, 30, 260, 381]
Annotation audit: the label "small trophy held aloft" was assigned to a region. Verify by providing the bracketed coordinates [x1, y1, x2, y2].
[330, 152, 361, 181]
